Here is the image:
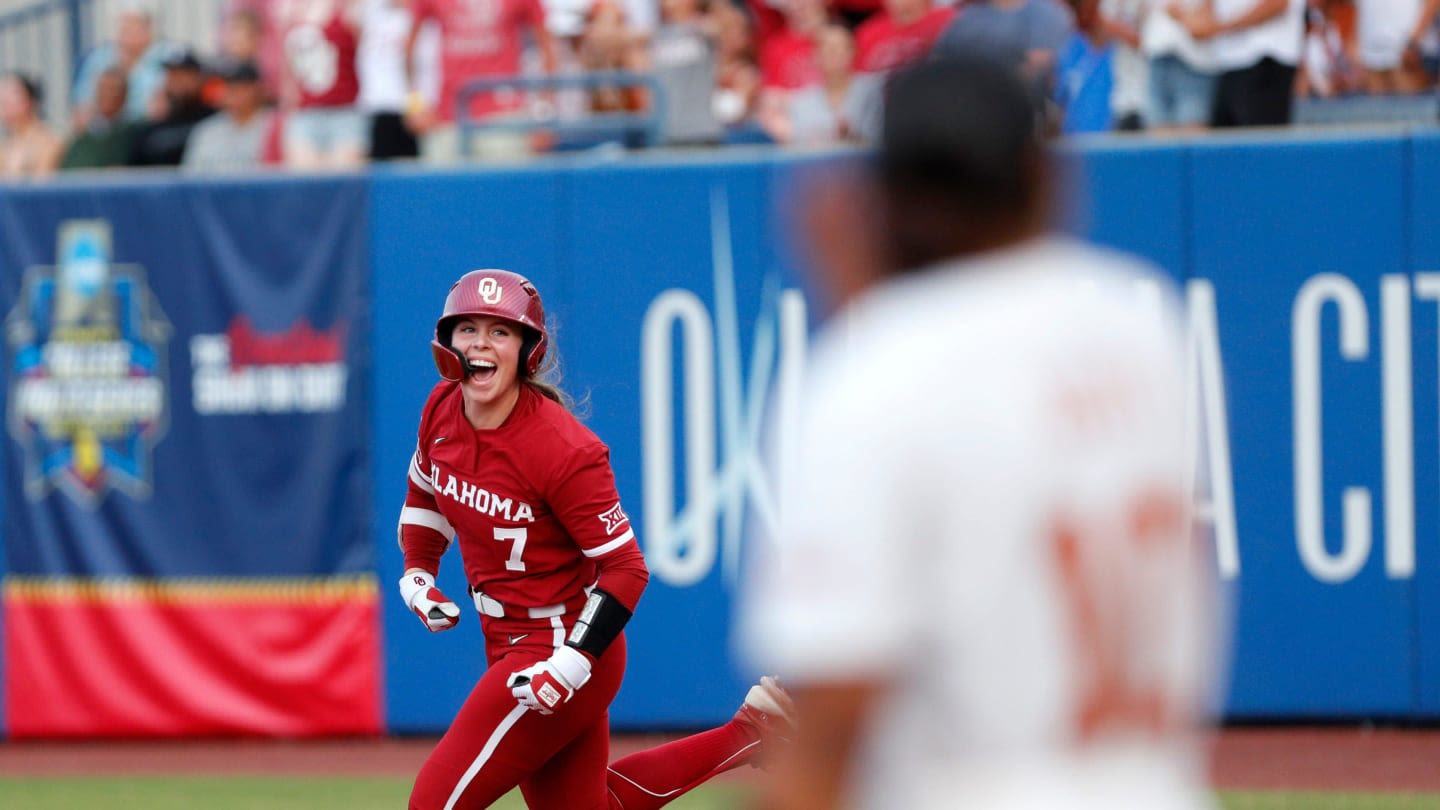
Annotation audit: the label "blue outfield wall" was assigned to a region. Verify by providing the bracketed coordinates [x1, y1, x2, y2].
[372, 157, 807, 731]
[2, 132, 1439, 738]
[374, 133, 1440, 730]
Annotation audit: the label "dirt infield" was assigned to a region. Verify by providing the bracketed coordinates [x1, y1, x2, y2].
[2, 727, 1438, 792]
[1211, 727, 1440, 792]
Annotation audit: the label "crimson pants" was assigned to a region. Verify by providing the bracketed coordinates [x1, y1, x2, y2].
[409, 630, 758, 810]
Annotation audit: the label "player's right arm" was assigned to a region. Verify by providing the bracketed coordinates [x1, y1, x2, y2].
[397, 390, 461, 632]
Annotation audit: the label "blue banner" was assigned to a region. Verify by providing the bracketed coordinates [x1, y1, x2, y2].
[0, 177, 379, 738]
[0, 178, 372, 579]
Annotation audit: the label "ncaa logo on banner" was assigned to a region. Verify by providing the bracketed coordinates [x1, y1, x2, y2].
[4, 220, 172, 507]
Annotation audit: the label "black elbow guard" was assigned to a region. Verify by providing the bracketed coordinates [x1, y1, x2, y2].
[565, 588, 632, 659]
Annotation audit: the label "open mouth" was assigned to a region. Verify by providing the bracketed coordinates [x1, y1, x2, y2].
[466, 359, 497, 383]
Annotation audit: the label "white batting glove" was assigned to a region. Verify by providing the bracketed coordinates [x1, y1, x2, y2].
[398, 571, 460, 632]
[506, 646, 592, 714]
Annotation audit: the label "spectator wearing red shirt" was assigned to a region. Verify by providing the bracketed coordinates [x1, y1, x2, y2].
[853, 0, 955, 73]
[276, 0, 367, 167]
[764, 22, 882, 142]
[751, 0, 829, 89]
[405, 0, 559, 162]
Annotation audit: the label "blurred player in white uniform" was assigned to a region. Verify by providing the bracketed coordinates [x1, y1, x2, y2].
[741, 53, 1224, 810]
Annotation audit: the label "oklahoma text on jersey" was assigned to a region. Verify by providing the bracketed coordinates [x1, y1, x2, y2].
[428, 463, 535, 523]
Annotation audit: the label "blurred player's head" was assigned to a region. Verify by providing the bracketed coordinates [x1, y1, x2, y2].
[875, 53, 1049, 272]
[794, 54, 1051, 312]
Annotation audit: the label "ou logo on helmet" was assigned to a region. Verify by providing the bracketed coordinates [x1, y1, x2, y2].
[478, 277, 502, 305]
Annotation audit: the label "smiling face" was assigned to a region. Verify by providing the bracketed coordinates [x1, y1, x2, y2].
[449, 314, 524, 429]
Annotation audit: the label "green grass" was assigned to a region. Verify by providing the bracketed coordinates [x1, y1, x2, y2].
[1220, 793, 1440, 810]
[1, 778, 1437, 809]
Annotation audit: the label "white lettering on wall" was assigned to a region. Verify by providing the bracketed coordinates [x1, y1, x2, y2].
[640, 188, 807, 587]
[1185, 279, 1240, 580]
[1292, 274, 1371, 583]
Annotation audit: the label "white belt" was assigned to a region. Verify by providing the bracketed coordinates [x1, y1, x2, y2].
[470, 588, 566, 619]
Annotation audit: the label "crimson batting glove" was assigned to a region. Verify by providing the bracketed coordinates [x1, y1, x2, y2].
[398, 571, 460, 632]
[506, 646, 592, 714]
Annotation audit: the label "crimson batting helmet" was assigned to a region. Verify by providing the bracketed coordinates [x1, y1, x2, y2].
[431, 269, 548, 381]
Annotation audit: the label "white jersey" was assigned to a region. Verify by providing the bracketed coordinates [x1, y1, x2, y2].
[742, 237, 1221, 810]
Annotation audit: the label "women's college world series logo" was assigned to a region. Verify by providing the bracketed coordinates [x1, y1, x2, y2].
[5, 220, 171, 506]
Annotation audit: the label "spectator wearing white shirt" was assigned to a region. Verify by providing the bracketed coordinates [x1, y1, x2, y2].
[1142, 0, 1216, 130]
[1175, 0, 1303, 126]
[182, 62, 272, 173]
[358, 0, 440, 160]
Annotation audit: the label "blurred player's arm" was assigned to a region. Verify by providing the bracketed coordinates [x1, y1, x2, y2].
[795, 162, 885, 313]
[764, 680, 883, 810]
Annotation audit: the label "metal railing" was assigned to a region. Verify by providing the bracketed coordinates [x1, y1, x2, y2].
[456, 71, 668, 157]
[1, 0, 222, 129]
[1294, 94, 1439, 127]
[0, 0, 93, 128]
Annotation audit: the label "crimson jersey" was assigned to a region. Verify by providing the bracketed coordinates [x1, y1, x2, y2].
[853, 6, 955, 73]
[284, 5, 361, 108]
[399, 383, 647, 614]
[414, 0, 547, 122]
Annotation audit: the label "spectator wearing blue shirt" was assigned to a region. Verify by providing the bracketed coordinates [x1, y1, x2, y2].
[932, 0, 1076, 95]
[72, 3, 170, 127]
[1055, 0, 1116, 132]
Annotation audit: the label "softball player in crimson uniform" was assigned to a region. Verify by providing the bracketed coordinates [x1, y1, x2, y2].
[399, 269, 793, 810]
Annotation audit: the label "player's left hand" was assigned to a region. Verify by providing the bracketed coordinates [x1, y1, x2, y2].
[507, 646, 593, 714]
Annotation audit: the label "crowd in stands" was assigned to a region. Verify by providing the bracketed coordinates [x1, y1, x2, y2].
[0, 0, 1437, 179]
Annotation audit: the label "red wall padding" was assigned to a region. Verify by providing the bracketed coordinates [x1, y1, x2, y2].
[3, 579, 382, 738]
